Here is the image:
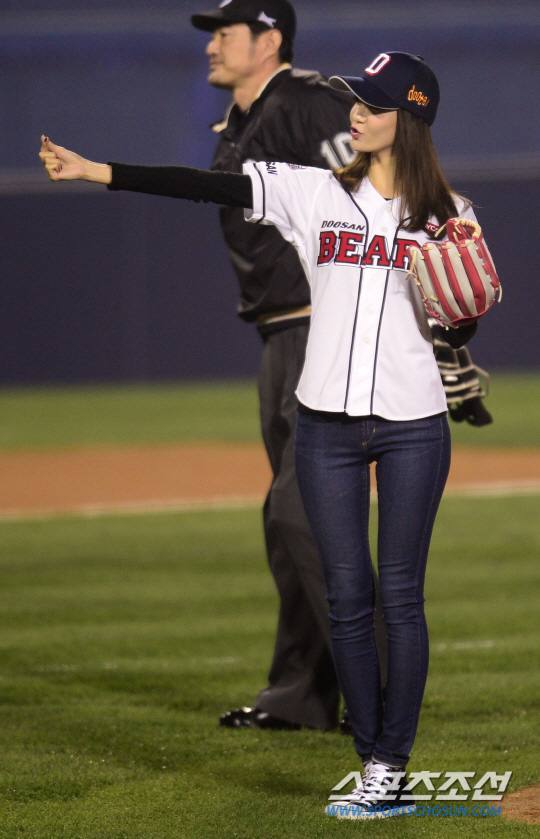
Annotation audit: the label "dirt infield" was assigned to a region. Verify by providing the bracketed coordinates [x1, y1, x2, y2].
[501, 784, 540, 824]
[1, 443, 540, 517]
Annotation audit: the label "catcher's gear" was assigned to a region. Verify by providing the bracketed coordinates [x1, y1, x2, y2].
[407, 218, 502, 328]
[449, 397, 492, 427]
[431, 322, 493, 427]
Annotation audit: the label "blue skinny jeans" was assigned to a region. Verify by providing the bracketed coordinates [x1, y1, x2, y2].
[295, 410, 451, 767]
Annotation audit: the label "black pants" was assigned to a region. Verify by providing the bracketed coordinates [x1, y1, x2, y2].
[255, 325, 387, 730]
[256, 326, 340, 729]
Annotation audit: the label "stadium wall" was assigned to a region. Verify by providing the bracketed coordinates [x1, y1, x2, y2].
[0, 1, 538, 382]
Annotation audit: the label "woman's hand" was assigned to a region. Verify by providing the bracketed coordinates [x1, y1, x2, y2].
[39, 137, 112, 184]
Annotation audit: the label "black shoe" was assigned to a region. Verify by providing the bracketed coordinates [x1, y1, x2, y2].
[340, 707, 353, 735]
[219, 706, 301, 730]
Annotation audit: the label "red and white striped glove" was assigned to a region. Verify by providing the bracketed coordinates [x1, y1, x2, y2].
[406, 218, 502, 329]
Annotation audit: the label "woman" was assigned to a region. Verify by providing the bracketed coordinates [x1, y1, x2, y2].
[40, 52, 487, 819]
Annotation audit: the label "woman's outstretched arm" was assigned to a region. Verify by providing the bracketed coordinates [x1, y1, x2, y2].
[39, 137, 253, 208]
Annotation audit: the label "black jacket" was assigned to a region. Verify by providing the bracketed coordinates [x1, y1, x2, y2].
[211, 67, 353, 328]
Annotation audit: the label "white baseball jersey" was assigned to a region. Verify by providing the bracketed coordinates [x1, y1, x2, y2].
[244, 161, 476, 420]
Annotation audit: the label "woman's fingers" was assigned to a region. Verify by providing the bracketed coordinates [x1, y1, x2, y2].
[39, 138, 61, 170]
[39, 136, 80, 181]
[39, 136, 101, 182]
[39, 136, 63, 160]
[39, 151, 62, 180]
[44, 139, 65, 157]
[40, 153, 73, 182]
[44, 167, 62, 181]
[40, 161, 59, 177]
[39, 136, 81, 164]
[39, 151, 59, 165]
[40, 136, 62, 153]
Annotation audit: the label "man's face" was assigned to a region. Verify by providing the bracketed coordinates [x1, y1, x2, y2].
[206, 23, 267, 89]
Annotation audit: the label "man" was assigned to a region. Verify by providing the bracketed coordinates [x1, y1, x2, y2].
[192, 0, 368, 732]
[191, 0, 491, 732]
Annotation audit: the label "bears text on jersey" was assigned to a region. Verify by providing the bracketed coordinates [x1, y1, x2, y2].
[317, 230, 419, 270]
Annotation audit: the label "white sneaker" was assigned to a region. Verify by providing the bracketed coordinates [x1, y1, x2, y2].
[355, 762, 416, 819]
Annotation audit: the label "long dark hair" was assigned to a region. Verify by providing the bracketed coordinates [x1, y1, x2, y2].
[335, 109, 466, 234]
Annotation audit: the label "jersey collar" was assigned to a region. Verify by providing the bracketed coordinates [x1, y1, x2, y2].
[253, 63, 292, 103]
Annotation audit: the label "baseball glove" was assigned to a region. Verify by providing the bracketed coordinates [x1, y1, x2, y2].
[407, 218, 502, 328]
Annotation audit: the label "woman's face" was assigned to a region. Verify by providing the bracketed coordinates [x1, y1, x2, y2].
[350, 100, 398, 155]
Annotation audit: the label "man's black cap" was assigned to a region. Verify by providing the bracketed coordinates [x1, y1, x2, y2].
[192, 0, 297, 44]
[330, 52, 440, 126]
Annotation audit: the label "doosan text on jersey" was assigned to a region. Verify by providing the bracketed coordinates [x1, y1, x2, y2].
[244, 161, 475, 421]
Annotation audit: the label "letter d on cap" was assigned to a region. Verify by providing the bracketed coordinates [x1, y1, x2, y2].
[365, 53, 391, 76]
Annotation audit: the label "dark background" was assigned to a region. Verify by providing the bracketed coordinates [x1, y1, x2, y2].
[0, 0, 538, 383]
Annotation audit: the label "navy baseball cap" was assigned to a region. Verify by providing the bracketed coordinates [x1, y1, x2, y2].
[192, 0, 297, 43]
[329, 52, 440, 126]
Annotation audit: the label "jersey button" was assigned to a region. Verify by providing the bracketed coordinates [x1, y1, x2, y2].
[382, 226, 388, 233]
[363, 336, 370, 344]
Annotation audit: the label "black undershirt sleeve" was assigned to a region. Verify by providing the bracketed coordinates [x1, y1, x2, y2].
[107, 162, 254, 209]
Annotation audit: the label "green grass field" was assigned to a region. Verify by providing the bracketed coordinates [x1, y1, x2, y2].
[0, 500, 540, 838]
[0, 372, 539, 448]
[0, 378, 539, 837]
